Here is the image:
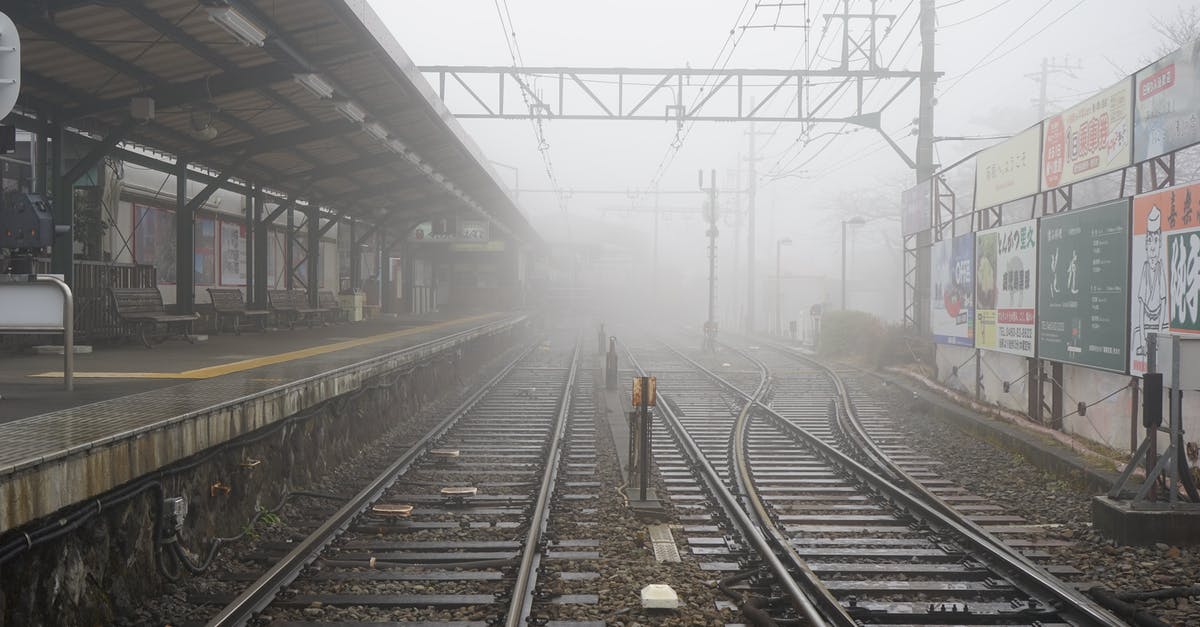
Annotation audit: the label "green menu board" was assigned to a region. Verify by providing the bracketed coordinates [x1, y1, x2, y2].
[1037, 199, 1130, 372]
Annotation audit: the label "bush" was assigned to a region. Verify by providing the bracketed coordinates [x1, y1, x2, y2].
[818, 311, 927, 368]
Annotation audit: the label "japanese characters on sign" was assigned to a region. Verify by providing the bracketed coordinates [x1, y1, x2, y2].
[1133, 39, 1200, 163]
[1037, 200, 1130, 372]
[975, 125, 1043, 209]
[975, 220, 1038, 356]
[1041, 79, 1132, 190]
[1131, 182, 1200, 374]
[930, 233, 975, 346]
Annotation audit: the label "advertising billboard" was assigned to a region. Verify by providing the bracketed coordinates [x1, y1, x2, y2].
[1037, 200, 1130, 372]
[901, 180, 932, 236]
[975, 125, 1042, 209]
[975, 220, 1038, 356]
[1134, 39, 1200, 163]
[1131, 181, 1200, 374]
[1041, 79, 1132, 190]
[931, 233, 975, 346]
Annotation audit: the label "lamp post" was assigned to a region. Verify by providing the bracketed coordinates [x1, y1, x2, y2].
[776, 237, 792, 335]
[841, 216, 866, 310]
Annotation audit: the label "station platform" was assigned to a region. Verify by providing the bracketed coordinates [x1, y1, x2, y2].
[0, 312, 526, 533]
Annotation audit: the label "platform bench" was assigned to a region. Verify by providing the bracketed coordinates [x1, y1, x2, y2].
[318, 290, 348, 323]
[109, 288, 199, 348]
[207, 288, 269, 335]
[268, 289, 323, 329]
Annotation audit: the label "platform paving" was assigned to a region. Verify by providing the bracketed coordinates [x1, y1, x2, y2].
[0, 311, 525, 533]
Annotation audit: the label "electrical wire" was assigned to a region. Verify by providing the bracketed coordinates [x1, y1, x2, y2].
[939, 0, 1083, 97]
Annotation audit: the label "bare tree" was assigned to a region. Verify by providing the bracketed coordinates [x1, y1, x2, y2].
[1150, 5, 1200, 59]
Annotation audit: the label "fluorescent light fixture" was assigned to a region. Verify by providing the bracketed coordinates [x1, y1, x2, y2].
[387, 139, 407, 154]
[363, 122, 389, 142]
[207, 7, 266, 47]
[334, 100, 366, 123]
[294, 73, 334, 99]
[420, 164, 434, 175]
[432, 173, 445, 184]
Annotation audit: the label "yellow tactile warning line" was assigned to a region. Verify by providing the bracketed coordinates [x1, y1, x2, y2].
[30, 313, 497, 380]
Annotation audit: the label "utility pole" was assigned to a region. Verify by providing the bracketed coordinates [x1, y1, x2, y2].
[700, 169, 719, 353]
[912, 0, 937, 335]
[1025, 57, 1083, 119]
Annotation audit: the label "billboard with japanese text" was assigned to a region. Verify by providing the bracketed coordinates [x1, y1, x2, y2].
[931, 233, 975, 346]
[1134, 39, 1200, 162]
[1041, 79, 1132, 190]
[1037, 200, 1130, 372]
[975, 220, 1038, 356]
[1131, 182, 1200, 374]
[975, 125, 1042, 209]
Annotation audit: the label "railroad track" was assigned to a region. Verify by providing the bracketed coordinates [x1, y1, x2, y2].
[202, 335, 589, 627]
[624, 336, 1124, 626]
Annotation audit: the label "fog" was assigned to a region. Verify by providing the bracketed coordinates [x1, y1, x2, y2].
[367, 0, 1196, 331]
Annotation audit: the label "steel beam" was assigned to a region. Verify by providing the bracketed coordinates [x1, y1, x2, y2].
[176, 159, 194, 314]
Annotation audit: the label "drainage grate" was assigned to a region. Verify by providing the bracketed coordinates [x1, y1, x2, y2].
[647, 524, 681, 563]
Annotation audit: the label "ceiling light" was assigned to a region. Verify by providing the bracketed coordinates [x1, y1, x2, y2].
[387, 139, 407, 154]
[294, 73, 334, 99]
[207, 7, 266, 47]
[334, 100, 366, 124]
[363, 122, 389, 142]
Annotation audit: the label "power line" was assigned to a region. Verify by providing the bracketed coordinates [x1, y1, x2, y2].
[645, 1, 760, 191]
[938, 0, 1013, 29]
[939, 0, 1084, 97]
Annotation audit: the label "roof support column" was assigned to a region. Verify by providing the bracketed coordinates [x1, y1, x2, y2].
[253, 187, 268, 308]
[349, 218, 361, 291]
[379, 227, 392, 315]
[284, 206, 294, 290]
[175, 160, 194, 314]
[50, 121, 74, 286]
[306, 204, 320, 307]
[244, 187, 254, 303]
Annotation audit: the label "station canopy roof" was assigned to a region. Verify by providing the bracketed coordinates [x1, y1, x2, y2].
[5, 0, 535, 242]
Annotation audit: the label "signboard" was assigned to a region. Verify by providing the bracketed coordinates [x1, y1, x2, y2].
[1133, 39, 1200, 163]
[901, 180, 932, 236]
[930, 233, 974, 346]
[631, 376, 657, 407]
[1131, 181, 1200, 374]
[975, 125, 1042, 209]
[975, 220, 1038, 356]
[1041, 79, 1132, 190]
[410, 217, 491, 243]
[1037, 199, 1130, 372]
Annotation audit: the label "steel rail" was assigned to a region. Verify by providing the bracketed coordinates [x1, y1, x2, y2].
[506, 338, 580, 627]
[621, 342, 845, 627]
[205, 340, 542, 627]
[707, 339, 1126, 627]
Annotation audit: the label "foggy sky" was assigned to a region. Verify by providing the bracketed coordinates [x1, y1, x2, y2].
[366, 0, 1195, 322]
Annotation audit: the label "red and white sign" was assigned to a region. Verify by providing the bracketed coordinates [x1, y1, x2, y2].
[1041, 78, 1132, 190]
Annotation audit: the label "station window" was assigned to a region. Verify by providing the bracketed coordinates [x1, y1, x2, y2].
[133, 204, 177, 283]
